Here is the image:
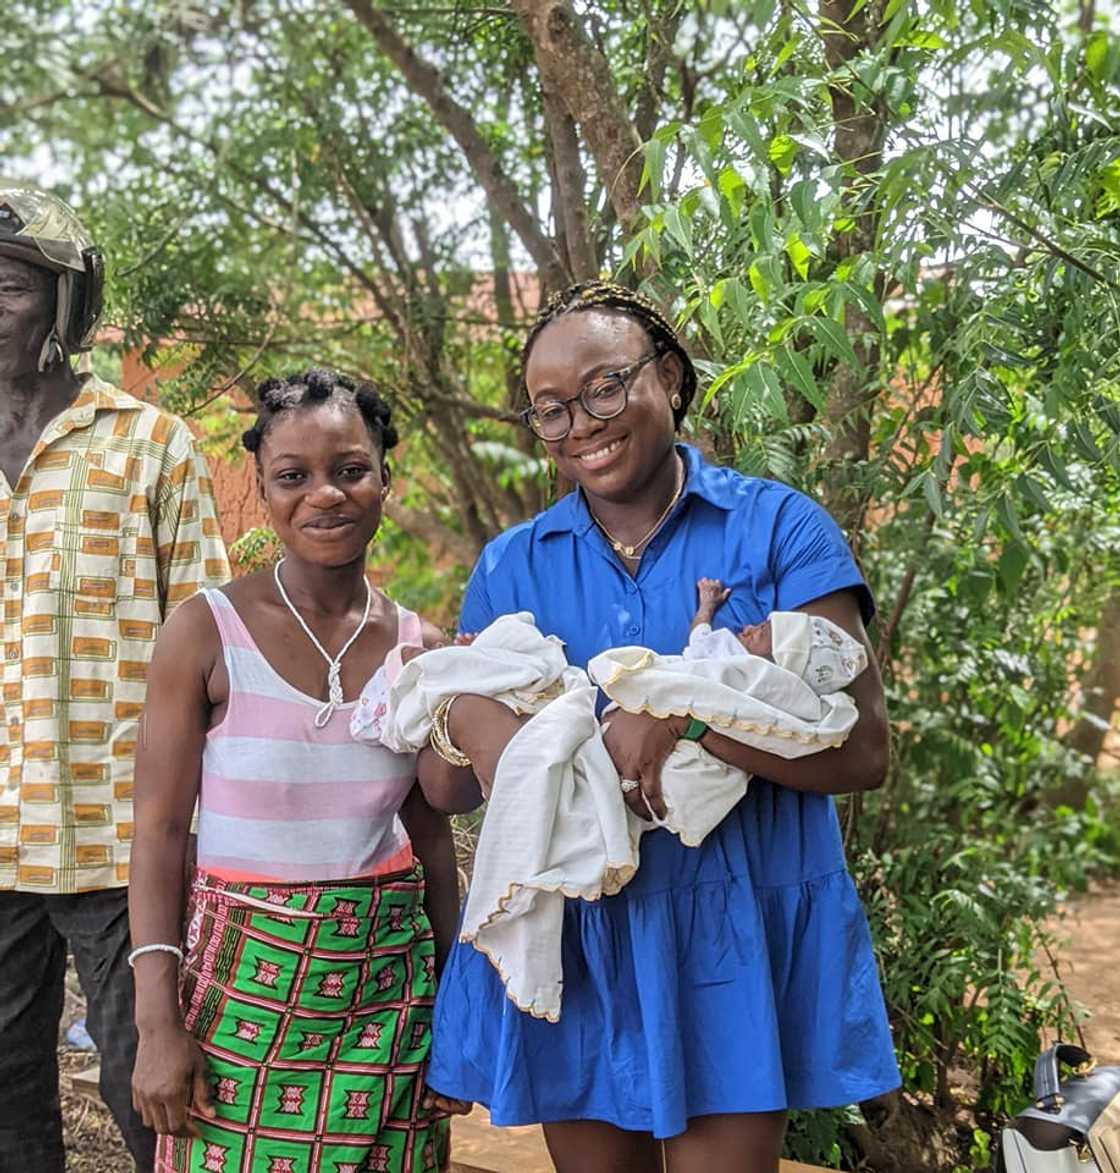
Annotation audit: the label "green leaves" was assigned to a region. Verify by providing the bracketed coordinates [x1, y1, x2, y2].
[768, 132, 798, 175]
[785, 231, 812, 279]
[809, 314, 860, 369]
[1084, 31, 1111, 83]
[776, 345, 825, 410]
[12, 6, 1118, 1164]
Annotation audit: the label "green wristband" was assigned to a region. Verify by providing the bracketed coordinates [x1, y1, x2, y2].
[681, 717, 708, 741]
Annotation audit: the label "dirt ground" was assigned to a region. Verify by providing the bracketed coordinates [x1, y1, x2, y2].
[59, 969, 131, 1172]
[1047, 879, 1120, 1064]
[57, 881, 1120, 1171]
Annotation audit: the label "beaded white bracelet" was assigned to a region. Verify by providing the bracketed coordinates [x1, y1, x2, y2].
[127, 943, 184, 968]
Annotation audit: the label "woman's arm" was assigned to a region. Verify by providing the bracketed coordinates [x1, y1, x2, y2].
[128, 595, 219, 1136]
[604, 589, 889, 809]
[699, 589, 889, 794]
[416, 697, 530, 811]
[398, 783, 459, 977]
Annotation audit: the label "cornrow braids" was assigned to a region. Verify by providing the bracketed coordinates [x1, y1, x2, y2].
[241, 367, 399, 457]
[521, 280, 697, 427]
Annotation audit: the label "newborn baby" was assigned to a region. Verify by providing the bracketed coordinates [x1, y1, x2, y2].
[684, 577, 867, 695]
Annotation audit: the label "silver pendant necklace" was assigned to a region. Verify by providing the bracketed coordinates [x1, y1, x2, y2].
[272, 559, 372, 727]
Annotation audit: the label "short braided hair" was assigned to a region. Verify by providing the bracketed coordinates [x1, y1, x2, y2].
[242, 368, 398, 457]
[521, 281, 697, 427]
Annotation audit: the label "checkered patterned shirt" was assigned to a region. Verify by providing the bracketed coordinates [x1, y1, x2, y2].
[1, 376, 230, 893]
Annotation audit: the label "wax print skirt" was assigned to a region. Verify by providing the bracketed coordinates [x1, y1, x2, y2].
[155, 866, 449, 1173]
[427, 781, 900, 1140]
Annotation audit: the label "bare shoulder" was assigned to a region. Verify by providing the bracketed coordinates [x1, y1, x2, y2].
[155, 591, 221, 676]
[219, 570, 270, 609]
[163, 590, 219, 641]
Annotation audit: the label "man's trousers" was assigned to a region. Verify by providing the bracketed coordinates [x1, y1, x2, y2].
[0, 886, 155, 1172]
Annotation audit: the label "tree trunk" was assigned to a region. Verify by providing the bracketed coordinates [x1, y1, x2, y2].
[541, 85, 599, 282]
[511, 0, 646, 239]
[819, 0, 889, 535]
[383, 498, 477, 566]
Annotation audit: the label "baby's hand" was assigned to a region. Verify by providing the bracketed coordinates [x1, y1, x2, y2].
[453, 632, 477, 646]
[738, 621, 773, 659]
[696, 578, 730, 609]
[693, 578, 731, 627]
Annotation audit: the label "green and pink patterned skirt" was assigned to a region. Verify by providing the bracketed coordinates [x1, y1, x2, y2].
[154, 866, 450, 1173]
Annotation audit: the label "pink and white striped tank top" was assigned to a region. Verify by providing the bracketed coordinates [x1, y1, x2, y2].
[196, 588, 418, 883]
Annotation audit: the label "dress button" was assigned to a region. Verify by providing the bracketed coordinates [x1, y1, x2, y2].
[626, 624, 640, 637]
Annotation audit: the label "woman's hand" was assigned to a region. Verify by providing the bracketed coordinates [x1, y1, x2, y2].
[132, 1022, 217, 1137]
[422, 1086, 473, 1117]
[601, 709, 687, 821]
[447, 695, 528, 798]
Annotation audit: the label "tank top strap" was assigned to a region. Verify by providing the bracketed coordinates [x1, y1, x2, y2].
[200, 587, 247, 646]
[395, 603, 424, 648]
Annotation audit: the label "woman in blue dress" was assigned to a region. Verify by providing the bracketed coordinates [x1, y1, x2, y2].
[420, 282, 900, 1172]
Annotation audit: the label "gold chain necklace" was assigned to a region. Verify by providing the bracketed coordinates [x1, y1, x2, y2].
[589, 454, 684, 559]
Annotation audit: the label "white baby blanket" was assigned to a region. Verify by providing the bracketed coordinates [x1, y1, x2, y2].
[355, 611, 864, 1022]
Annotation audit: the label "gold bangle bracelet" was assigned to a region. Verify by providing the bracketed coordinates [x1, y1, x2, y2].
[430, 696, 471, 767]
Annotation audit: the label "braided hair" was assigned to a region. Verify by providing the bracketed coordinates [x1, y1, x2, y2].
[242, 368, 398, 458]
[521, 281, 697, 428]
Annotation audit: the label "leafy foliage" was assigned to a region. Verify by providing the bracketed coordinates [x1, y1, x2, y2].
[4, 1, 1120, 1166]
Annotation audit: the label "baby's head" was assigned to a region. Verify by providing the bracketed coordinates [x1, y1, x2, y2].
[736, 621, 773, 660]
[398, 630, 473, 668]
[769, 611, 868, 692]
[398, 644, 431, 667]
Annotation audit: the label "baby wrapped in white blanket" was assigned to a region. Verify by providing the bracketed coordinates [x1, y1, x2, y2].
[350, 582, 867, 1022]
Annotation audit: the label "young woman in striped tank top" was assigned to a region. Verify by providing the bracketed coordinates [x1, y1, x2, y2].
[128, 369, 464, 1173]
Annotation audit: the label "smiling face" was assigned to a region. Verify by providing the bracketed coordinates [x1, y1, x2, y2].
[524, 309, 682, 505]
[257, 400, 387, 568]
[0, 254, 55, 380]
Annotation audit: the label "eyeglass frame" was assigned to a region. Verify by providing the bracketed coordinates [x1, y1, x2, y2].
[519, 350, 661, 441]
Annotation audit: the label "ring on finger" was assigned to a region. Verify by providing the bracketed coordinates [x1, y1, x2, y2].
[620, 778, 640, 794]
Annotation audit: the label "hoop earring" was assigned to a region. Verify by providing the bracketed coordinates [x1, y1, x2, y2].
[670, 393, 682, 410]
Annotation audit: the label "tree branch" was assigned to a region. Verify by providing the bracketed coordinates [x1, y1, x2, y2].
[634, 0, 685, 142]
[875, 514, 935, 666]
[342, 0, 568, 290]
[183, 318, 278, 418]
[541, 85, 598, 282]
[511, 0, 645, 238]
[383, 498, 477, 564]
[969, 184, 1118, 289]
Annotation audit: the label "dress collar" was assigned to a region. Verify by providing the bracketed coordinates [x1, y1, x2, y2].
[535, 442, 738, 538]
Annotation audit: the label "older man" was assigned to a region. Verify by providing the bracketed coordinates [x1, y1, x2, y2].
[0, 182, 229, 1170]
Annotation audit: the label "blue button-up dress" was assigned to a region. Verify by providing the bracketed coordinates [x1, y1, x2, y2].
[427, 444, 900, 1138]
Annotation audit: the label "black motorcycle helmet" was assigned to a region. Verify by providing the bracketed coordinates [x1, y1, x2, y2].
[0, 182, 104, 368]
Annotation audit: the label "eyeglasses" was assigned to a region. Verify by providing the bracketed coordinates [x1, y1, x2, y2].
[520, 352, 659, 442]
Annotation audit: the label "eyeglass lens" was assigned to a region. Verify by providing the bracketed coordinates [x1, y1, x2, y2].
[532, 375, 627, 439]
